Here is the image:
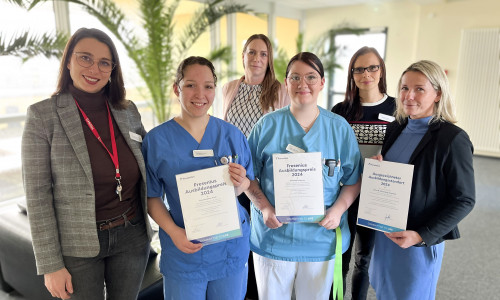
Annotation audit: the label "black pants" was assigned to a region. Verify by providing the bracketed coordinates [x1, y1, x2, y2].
[330, 197, 375, 300]
[238, 193, 259, 300]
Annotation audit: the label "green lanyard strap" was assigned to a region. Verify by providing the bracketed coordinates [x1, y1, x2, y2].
[332, 226, 343, 300]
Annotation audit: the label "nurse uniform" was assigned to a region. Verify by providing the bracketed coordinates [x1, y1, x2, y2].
[143, 116, 254, 299]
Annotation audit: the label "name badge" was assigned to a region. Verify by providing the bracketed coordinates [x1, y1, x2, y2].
[129, 131, 142, 142]
[378, 113, 395, 122]
[286, 144, 305, 153]
[193, 149, 214, 157]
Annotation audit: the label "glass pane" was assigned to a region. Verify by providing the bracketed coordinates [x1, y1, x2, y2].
[69, 1, 219, 127]
[276, 17, 300, 58]
[69, 6, 147, 92]
[0, 2, 58, 203]
[276, 17, 300, 83]
[235, 13, 268, 76]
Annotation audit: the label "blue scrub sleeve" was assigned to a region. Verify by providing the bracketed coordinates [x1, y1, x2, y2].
[247, 119, 264, 180]
[142, 134, 164, 198]
[239, 132, 255, 181]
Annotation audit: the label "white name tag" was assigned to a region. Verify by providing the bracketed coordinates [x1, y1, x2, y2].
[129, 131, 142, 142]
[193, 149, 214, 157]
[286, 144, 305, 153]
[378, 113, 395, 122]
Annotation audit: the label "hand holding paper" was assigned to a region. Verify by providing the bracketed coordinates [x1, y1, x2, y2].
[261, 205, 283, 229]
[319, 177, 361, 230]
[228, 162, 250, 195]
[318, 205, 342, 230]
[170, 226, 203, 254]
[246, 180, 283, 229]
[385, 230, 423, 249]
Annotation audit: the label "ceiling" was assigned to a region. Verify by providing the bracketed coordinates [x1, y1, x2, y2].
[264, 0, 449, 10]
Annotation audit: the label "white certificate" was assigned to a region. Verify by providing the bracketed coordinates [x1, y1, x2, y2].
[176, 165, 241, 245]
[273, 152, 324, 222]
[357, 158, 414, 232]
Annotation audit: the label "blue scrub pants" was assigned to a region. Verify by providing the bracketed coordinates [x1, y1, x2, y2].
[162, 263, 248, 300]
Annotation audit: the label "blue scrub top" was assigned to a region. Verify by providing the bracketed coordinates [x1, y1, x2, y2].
[142, 116, 254, 281]
[248, 106, 362, 262]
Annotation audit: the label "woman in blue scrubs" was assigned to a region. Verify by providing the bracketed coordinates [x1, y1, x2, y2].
[246, 52, 362, 299]
[142, 56, 254, 300]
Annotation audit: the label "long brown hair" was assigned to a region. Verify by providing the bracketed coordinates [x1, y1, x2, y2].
[53, 27, 127, 109]
[242, 34, 281, 112]
[336, 46, 387, 121]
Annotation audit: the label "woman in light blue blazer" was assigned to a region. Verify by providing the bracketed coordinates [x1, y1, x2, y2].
[21, 28, 152, 300]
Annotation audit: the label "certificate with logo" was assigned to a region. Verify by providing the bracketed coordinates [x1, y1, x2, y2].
[273, 152, 324, 222]
[176, 165, 241, 245]
[357, 158, 414, 232]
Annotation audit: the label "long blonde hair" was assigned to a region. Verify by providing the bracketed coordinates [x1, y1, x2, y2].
[242, 34, 281, 112]
[395, 60, 457, 124]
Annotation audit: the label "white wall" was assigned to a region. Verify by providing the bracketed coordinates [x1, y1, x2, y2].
[304, 0, 500, 103]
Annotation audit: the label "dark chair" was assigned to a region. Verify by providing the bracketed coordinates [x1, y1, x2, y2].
[0, 200, 163, 300]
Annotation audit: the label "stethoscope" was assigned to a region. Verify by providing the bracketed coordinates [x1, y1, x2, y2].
[215, 155, 237, 166]
[220, 155, 232, 165]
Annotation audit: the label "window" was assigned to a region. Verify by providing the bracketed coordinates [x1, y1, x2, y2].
[0, 2, 58, 204]
[327, 28, 387, 109]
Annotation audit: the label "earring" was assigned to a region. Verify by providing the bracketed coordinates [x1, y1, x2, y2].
[108, 77, 112, 83]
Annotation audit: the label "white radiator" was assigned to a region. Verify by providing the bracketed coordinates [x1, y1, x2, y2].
[455, 28, 500, 157]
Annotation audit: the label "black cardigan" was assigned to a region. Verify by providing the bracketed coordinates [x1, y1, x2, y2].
[381, 119, 475, 246]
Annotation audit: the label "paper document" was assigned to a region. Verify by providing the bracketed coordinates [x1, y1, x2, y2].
[357, 158, 414, 232]
[273, 152, 324, 222]
[176, 165, 241, 245]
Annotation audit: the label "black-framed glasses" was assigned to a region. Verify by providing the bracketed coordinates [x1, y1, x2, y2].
[287, 74, 319, 85]
[73, 52, 116, 73]
[352, 65, 380, 74]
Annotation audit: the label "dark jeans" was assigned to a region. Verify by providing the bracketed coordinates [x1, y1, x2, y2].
[330, 197, 375, 300]
[63, 212, 150, 300]
[238, 193, 259, 300]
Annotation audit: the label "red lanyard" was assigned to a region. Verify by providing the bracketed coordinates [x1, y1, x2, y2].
[74, 99, 120, 180]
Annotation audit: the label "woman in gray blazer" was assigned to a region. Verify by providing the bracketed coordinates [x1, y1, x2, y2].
[21, 28, 152, 300]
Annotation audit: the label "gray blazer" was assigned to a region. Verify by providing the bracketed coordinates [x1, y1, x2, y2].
[21, 93, 152, 275]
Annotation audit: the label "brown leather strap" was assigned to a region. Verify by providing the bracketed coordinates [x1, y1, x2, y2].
[97, 205, 137, 231]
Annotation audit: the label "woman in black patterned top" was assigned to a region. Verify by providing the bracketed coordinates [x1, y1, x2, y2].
[330, 46, 396, 300]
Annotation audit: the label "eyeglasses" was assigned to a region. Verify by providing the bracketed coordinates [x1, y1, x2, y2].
[73, 52, 116, 73]
[287, 74, 319, 85]
[352, 65, 380, 74]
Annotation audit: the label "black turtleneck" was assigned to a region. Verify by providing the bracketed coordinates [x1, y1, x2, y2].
[70, 84, 140, 221]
